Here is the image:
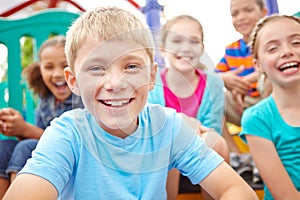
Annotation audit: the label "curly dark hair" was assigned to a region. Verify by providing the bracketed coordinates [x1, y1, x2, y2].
[22, 62, 49, 97]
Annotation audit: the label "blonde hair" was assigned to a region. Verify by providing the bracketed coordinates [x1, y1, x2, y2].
[160, 15, 204, 49]
[65, 6, 155, 71]
[249, 14, 300, 59]
[159, 15, 206, 69]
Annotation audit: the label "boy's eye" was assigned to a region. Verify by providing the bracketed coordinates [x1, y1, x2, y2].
[87, 65, 106, 75]
[89, 65, 105, 71]
[231, 10, 238, 17]
[244, 7, 254, 13]
[125, 64, 139, 71]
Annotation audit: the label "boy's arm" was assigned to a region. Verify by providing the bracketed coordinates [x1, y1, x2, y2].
[219, 66, 251, 95]
[246, 135, 300, 200]
[199, 161, 258, 200]
[242, 70, 259, 82]
[3, 173, 58, 200]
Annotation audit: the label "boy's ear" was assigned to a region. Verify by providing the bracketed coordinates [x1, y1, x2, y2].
[149, 62, 158, 91]
[64, 67, 81, 96]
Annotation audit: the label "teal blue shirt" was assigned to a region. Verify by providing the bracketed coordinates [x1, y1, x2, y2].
[148, 71, 224, 134]
[240, 96, 300, 200]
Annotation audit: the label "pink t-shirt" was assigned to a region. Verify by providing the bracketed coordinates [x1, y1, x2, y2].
[161, 68, 207, 117]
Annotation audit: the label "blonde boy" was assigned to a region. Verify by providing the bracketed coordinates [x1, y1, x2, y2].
[4, 6, 258, 200]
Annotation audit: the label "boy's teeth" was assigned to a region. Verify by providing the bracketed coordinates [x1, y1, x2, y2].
[111, 101, 123, 106]
[105, 100, 129, 107]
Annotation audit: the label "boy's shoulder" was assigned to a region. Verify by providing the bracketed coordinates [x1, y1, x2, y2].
[51, 108, 88, 124]
[143, 103, 183, 129]
[225, 38, 243, 49]
[144, 103, 178, 119]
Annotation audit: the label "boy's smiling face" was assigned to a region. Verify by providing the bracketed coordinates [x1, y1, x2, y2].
[230, 0, 267, 41]
[65, 38, 156, 137]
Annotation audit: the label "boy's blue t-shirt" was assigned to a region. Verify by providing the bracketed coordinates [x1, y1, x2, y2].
[21, 104, 223, 199]
[240, 96, 300, 200]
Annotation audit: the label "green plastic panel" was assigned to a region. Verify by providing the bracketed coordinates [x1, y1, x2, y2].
[0, 9, 79, 138]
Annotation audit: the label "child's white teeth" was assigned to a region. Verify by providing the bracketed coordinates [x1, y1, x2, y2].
[105, 100, 129, 107]
[55, 81, 65, 86]
[280, 62, 298, 70]
[111, 101, 123, 106]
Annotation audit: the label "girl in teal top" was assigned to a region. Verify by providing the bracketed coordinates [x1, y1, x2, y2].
[240, 15, 300, 199]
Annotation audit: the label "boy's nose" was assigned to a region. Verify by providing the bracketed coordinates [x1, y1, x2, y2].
[102, 71, 124, 92]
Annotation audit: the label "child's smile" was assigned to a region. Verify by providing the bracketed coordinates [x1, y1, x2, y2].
[40, 45, 72, 102]
[278, 62, 299, 74]
[99, 98, 134, 107]
[66, 38, 156, 137]
[53, 81, 69, 94]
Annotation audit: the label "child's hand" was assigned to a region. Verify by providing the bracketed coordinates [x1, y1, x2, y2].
[231, 89, 247, 113]
[221, 65, 252, 95]
[0, 119, 8, 134]
[0, 108, 26, 137]
[243, 70, 259, 83]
